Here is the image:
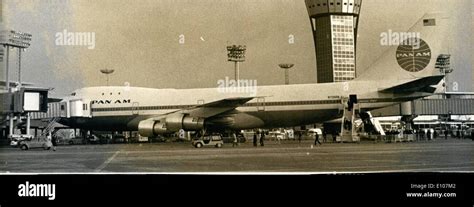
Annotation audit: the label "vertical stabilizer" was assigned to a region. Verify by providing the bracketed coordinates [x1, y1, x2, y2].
[357, 13, 450, 81]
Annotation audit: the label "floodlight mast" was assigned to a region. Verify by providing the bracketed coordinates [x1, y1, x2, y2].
[100, 69, 115, 86]
[227, 45, 246, 86]
[0, 30, 32, 136]
[435, 54, 453, 98]
[279, 63, 295, 85]
[1, 30, 32, 92]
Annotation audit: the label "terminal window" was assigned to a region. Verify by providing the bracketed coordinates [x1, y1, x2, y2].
[330, 15, 355, 82]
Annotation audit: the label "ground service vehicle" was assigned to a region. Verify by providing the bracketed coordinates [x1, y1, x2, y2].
[9, 134, 34, 147]
[192, 134, 224, 148]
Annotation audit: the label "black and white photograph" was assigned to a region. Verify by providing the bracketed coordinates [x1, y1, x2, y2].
[0, 0, 473, 205]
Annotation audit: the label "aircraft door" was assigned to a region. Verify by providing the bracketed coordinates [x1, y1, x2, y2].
[83, 100, 92, 117]
[257, 97, 265, 111]
[132, 102, 140, 115]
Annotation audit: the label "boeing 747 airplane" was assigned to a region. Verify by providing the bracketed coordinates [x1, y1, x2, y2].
[55, 13, 449, 138]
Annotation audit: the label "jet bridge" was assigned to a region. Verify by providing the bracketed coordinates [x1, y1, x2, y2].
[30, 99, 92, 120]
[24, 99, 92, 138]
[1, 87, 49, 139]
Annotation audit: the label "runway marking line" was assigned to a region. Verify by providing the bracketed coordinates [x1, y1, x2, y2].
[95, 150, 121, 172]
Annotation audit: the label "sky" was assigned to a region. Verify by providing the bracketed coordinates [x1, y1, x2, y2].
[0, 0, 473, 97]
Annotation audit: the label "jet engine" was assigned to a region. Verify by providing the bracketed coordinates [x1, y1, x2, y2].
[138, 114, 205, 137]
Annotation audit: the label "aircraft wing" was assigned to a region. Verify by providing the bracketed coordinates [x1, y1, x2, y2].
[180, 97, 254, 118]
[151, 97, 255, 120]
[379, 75, 444, 94]
[137, 97, 256, 137]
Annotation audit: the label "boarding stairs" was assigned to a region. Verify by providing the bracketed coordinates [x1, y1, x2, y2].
[340, 96, 361, 143]
[360, 111, 386, 136]
[39, 117, 61, 138]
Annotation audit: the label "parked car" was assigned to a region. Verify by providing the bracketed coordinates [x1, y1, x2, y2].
[465, 128, 474, 138]
[9, 134, 34, 148]
[9, 134, 33, 142]
[192, 134, 224, 148]
[10, 139, 19, 147]
[18, 137, 52, 150]
[87, 135, 101, 144]
[268, 130, 285, 141]
[112, 135, 126, 143]
[221, 132, 246, 143]
[67, 137, 86, 145]
[307, 128, 323, 135]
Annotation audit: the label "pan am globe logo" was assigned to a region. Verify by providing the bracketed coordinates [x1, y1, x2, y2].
[396, 38, 431, 72]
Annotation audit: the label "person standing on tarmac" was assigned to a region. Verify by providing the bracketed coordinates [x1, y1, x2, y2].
[314, 132, 321, 146]
[260, 131, 265, 146]
[471, 130, 474, 141]
[51, 134, 58, 151]
[253, 133, 258, 147]
[232, 133, 238, 147]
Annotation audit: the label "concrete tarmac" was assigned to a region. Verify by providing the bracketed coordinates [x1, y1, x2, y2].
[1, 139, 473, 173]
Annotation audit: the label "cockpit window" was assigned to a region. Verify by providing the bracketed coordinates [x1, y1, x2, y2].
[71, 92, 76, 96]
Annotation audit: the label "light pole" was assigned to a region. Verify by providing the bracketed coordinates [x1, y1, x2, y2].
[1, 30, 32, 92]
[100, 69, 115, 86]
[435, 54, 453, 99]
[0, 30, 32, 137]
[446, 110, 452, 138]
[227, 45, 246, 86]
[435, 54, 453, 136]
[278, 63, 294, 85]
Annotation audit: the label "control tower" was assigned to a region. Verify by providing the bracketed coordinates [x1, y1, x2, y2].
[304, 0, 362, 83]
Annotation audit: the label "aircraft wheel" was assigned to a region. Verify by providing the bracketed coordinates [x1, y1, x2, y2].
[20, 145, 28, 150]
